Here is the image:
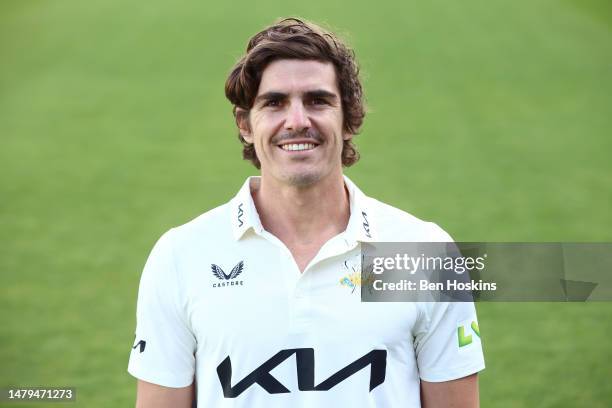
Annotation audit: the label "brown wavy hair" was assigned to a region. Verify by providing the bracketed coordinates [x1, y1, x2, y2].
[225, 18, 365, 169]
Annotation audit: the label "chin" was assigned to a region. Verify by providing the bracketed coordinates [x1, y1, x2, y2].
[284, 171, 322, 187]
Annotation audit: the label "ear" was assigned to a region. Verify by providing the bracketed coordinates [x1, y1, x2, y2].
[235, 108, 253, 144]
[343, 133, 354, 141]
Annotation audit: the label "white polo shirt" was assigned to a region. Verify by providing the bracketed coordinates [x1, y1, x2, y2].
[128, 176, 485, 407]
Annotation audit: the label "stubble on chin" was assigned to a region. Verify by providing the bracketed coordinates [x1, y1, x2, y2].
[285, 171, 321, 188]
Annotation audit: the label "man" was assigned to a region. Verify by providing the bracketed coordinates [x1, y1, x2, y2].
[128, 18, 484, 407]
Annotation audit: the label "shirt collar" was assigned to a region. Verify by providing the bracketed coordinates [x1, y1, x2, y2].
[343, 175, 376, 243]
[230, 177, 265, 240]
[230, 175, 375, 242]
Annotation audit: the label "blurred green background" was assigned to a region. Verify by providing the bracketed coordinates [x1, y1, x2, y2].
[1, 0, 611, 406]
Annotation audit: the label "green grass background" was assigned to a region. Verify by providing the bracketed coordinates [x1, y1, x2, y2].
[1, 0, 611, 406]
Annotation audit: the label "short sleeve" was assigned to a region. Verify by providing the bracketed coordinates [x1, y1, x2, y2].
[127, 229, 196, 387]
[413, 301, 485, 382]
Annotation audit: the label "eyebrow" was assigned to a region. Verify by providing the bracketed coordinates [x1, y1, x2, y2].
[254, 89, 339, 105]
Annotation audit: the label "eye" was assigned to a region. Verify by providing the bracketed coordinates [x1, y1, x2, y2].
[311, 97, 328, 105]
[263, 99, 281, 107]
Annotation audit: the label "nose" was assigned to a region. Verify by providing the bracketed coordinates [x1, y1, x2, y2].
[284, 101, 311, 131]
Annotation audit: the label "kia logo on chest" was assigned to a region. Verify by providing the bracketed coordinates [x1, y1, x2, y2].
[217, 348, 387, 398]
[211, 261, 245, 288]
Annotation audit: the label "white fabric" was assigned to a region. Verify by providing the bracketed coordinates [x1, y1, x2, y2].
[128, 176, 485, 407]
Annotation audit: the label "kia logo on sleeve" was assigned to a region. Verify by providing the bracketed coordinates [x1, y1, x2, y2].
[132, 340, 146, 353]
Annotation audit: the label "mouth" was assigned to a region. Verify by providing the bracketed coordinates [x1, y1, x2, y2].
[277, 142, 319, 152]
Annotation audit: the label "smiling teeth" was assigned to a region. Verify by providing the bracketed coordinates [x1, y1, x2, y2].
[280, 143, 316, 151]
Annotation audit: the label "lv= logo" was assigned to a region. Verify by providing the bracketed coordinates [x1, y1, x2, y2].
[458, 321, 481, 347]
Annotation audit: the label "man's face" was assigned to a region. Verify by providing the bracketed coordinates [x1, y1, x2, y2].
[238, 59, 350, 187]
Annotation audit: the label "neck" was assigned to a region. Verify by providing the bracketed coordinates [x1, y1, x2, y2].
[252, 171, 350, 246]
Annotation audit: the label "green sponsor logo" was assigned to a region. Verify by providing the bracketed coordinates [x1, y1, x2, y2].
[458, 321, 480, 347]
[471, 321, 480, 337]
